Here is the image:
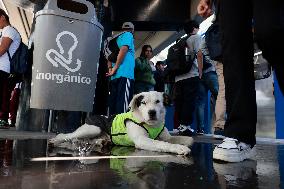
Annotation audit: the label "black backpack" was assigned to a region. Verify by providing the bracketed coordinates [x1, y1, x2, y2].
[205, 2, 222, 62]
[103, 31, 128, 62]
[8, 41, 29, 74]
[165, 36, 194, 78]
[205, 22, 222, 61]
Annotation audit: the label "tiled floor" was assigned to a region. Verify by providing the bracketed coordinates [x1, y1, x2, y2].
[0, 135, 283, 189]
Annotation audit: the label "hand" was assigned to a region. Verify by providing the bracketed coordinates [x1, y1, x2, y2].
[199, 71, 203, 79]
[106, 66, 118, 77]
[197, 0, 212, 18]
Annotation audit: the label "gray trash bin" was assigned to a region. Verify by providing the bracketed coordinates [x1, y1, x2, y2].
[31, 0, 103, 112]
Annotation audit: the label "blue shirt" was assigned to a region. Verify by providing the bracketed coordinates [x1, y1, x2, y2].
[111, 32, 135, 80]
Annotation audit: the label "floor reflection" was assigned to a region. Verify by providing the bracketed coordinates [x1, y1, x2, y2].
[255, 75, 276, 138]
[0, 139, 283, 189]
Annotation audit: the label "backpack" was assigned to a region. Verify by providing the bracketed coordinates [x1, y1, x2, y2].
[165, 35, 194, 78]
[205, 22, 222, 61]
[8, 41, 29, 74]
[103, 31, 127, 63]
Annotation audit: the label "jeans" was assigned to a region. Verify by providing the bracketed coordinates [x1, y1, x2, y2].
[134, 81, 154, 94]
[196, 71, 219, 131]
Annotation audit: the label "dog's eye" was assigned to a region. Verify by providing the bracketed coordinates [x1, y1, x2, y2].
[155, 100, 160, 104]
[141, 101, 146, 105]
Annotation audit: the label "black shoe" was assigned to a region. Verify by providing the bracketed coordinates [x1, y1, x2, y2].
[213, 127, 225, 139]
[0, 120, 9, 129]
[177, 125, 195, 136]
[197, 128, 205, 135]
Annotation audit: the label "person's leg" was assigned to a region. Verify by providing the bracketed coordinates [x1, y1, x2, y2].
[9, 85, 21, 127]
[174, 77, 199, 136]
[173, 80, 183, 127]
[0, 72, 11, 126]
[108, 79, 118, 116]
[0, 71, 7, 109]
[203, 71, 219, 105]
[134, 81, 144, 94]
[180, 77, 199, 126]
[134, 82, 154, 94]
[202, 71, 219, 133]
[196, 79, 207, 132]
[214, 62, 226, 130]
[253, 0, 284, 94]
[114, 77, 134, 114]
[220, 0, 256, 146]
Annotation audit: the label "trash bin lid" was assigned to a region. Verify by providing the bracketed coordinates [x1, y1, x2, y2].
[35, 0, 103, 30]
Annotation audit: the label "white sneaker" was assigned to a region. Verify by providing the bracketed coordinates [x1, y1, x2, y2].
[213, 138, 255, 162]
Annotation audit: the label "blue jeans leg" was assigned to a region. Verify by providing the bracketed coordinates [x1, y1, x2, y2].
[196, 81, 207, 130]
[196, 72, 219, 131]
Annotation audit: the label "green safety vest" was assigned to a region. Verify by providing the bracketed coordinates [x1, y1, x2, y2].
[111, 111, 164, 146]
[110, 146, 164, 183]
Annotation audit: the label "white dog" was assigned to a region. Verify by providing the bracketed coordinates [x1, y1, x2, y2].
[49, 91, 193, 155]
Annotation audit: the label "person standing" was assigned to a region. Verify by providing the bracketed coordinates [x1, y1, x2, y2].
[195, 12, 219, 135]
[154, 61, 165, 92]
[0, 9, 21, 129]
[211, 0, 284, 162]
[134, 45, 156, 94]
[196, 0, 226, 136]
[174, 21, 201, 136]
[106, 22, 135, 115]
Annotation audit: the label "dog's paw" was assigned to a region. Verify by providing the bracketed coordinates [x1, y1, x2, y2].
[48, 138, 60, 146]
[48, 134, 66, 146]
[173, 144, 191, 155]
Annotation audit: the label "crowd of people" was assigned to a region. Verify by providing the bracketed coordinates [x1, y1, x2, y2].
[103, 0, 284, 163]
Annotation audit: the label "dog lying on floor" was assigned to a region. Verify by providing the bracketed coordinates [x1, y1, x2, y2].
[49, 91, 193, 155]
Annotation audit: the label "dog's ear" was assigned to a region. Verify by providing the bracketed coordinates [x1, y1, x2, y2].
[163, 93, 172, 107]
[129, 94, 144, 110]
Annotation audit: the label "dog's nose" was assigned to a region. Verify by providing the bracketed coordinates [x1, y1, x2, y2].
[148, 110, 157, 118]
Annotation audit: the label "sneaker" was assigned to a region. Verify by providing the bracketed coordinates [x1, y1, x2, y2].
[177, 125, 195, 136]
[197, 128, 205, 135]
[0, 120, 9, 129]
[213, 138, 255, 162]
[213, 127, 225, 139]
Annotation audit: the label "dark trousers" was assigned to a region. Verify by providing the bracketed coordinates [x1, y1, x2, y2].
[219, 0, 284, 146]
[0, 71, 11, 122]
[9, 87, 21, 125]
[109, 77, 134, 115]
[173, 77, 199, 126]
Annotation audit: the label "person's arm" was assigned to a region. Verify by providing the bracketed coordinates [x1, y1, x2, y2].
[190, 35, 203, 78]
[0, 37, 13, 56]
[106, 45, 128, 76]
[197, 50, 203, 78]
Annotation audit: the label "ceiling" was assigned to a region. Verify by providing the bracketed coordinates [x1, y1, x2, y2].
[0, 0, 200, 57]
